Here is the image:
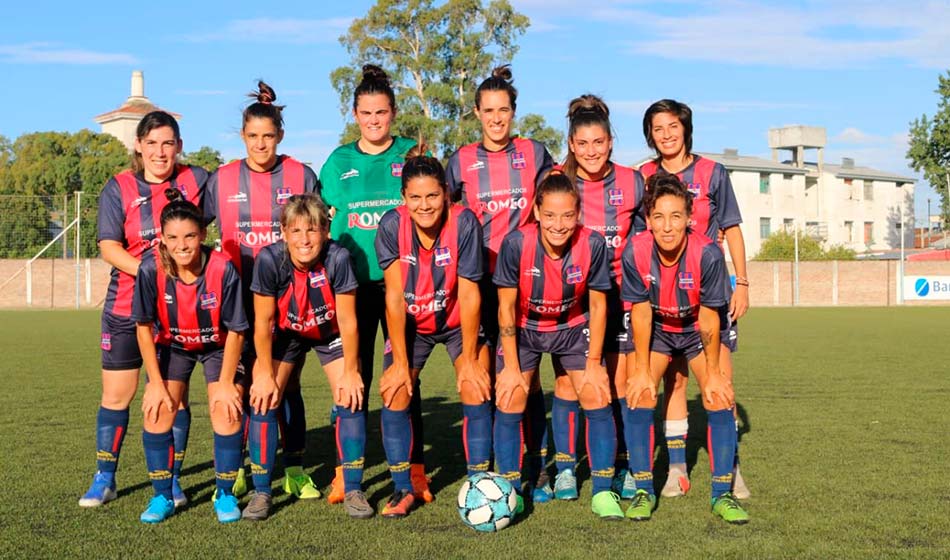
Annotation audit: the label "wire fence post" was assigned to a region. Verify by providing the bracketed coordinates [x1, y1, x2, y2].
[793, 222, 800, 306]
[75, 191, 82, 309]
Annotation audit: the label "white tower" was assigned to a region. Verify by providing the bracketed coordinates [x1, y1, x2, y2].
[94, 71, 180, 150]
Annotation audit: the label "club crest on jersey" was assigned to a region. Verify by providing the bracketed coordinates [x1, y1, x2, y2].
[678, 272, 695, 289]
[434, 247, 452, 267]
[391, 163, 403, 177]
[608, 189, 624, 206]
[276, 187, 293, 205]
[511, 152, 527, 170]
[176, 184, 189, 198]
[200, 292, 218, 310]
[565, 265, 584, 285]
[100, 333, 112, 351]
[686, 182, 702, 197]
[308, 270, 327, 288]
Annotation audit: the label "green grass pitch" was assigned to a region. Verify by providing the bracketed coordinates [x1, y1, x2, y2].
[1, 308, 948, 559]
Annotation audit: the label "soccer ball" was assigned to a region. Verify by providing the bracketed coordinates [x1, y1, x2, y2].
[457, 472, 518, 532]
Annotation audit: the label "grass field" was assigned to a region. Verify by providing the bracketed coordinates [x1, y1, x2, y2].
[2, 307, 949, 559]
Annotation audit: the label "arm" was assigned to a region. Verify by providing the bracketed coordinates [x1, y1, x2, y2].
[136, 322, 172, 423]
[379, 263, 413, 408]
[697, 305, 732, 408]
[723, 225, 749, 320]
[625, 301, 656, 406]
[100, 240, 141, 277]
[457, 277, 490, 402]
[250, 294, 280, 414]
[580, 289, 610, 407]
[334, 291, 364, 412]
[496, 286, 527, 409]
[209, 330, 245, 423]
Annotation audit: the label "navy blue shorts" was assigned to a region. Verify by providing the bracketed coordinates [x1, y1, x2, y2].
[651, 324, 738, 361]
[151, 346, 246, 384]
[479, 276, 499, 345]
[383, 325, 487, 370]
[272, 329, 344, 366]
[100, 311, 142, 370]
[496, 324, 590, 373]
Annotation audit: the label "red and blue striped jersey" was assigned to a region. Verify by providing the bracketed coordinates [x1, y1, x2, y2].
[446, 137, 554, 272]
[494, 224, 611, 332]
[638, 156, 742, 241]
[620, 230, 728, 333]
[98, 165, 207, 317]
[250, 240, 357, 341]
[375, 205, 483, 334]
[131, 247, 247, 353]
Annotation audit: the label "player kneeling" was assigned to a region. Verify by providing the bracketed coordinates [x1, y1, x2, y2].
[132, 189, 248, 524]
[621, 174, 749, 524]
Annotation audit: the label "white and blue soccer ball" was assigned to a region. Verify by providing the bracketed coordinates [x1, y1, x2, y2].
[457, 472, 518, 532]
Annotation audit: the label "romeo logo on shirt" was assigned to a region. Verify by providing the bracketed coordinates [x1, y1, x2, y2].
[308, 270, 327, 288]
[566, 265, 584, 285]
[686, 182, 702, 197]
[276, 187, 293, 205]
[434, 247, 452, 267]
[678, 272, 695, 289]
[200, 292, 218, 310]
[511, 152, 527, 170]
[608, 189, 624, 206]
[391, 163, 403, 177]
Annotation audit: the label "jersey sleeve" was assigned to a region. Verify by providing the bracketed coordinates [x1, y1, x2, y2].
[374, 210, 401, 271]
[631, 170, 648, 234]
[250, 246, 280, 296]
[711, 164, 742, 229]
[329, 244, 359, 294]
[699, 243, 728, 308]
[318, 155, 339, 209]
[586, 231, 612, 292]
[220, 261, 249, 332]
[97, 178, 126, 243]
[492, 231, 522, 288]
[456, 209, 483, 282]
[620, 237, 650, 304]
[535, 142, 555, 188]
[304, 164, 320, 195]
[445, 151, 463, 203]
[130, 255, 158, 323]
[202, 171, 219, 226]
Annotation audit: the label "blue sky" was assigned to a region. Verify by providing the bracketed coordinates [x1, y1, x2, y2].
[2, 0, 948, 223]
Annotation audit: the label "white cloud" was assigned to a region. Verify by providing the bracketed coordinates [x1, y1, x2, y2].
[834, 127, 883, 144]
[0, 42, 137, 65]
[610, 98, 807, 116]
[183, 17, 353, 44]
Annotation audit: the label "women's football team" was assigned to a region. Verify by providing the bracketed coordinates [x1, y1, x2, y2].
[79, 63, 751, 525]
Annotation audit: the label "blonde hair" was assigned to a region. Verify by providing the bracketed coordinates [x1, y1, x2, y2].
[280, 193, 331, 232]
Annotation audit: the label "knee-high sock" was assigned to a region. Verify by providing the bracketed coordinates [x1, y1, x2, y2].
[462, 403, 492, 475]
[707, 409, 737, 499]
[336, 407, 366, 492]
[613, 398, 629, 469]
[409, 378, 425, 465]
[249, 409, 279, 494]
[96, 407, 129, 475]
[381, 406, 413, 492]
[493, 410, 523, 491]
[281, 388, 306, 468]
[665, 418, 688, 469]
[552, 397, 580, 474]
[584, 405, 617, 494]
[171, 406, 191, 478]
[625, 407, 655, 494]
[213, 430, 243, 495]
[142, 429, 174, 499]
[523, 390, 548, 482]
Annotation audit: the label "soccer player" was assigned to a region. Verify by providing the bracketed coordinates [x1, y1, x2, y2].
[131, 189, 247, 524]
[445, 65, 555, 501]
[621, 173, 749, 524]
[203, 81, 321, 501]
[374, 148, 491, 518]
[80, 111, 207, 508]
[638, 99, 750, 499]
[248, 194, 366, 520]
[493, 172, 621, 520]
[319, 64, 433, 504]
[556, 94, 646, 501]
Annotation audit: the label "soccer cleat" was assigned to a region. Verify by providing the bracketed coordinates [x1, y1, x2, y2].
[232, 467, 248, 498]
[213, 490, 241, 524]
[381, 489, 416, 518]
[591, 491, 624, 520]
[624, 489, 656, 521]
[513, 493, 525, 517]
[283, 467, 322, 499]
[554, 468, 578, 501]
[79, 472, 117, 508]
[327, 466, 345, 504]
[612, 469, 638, 500]
[343, 490, 374, 519]
[171, 476, 188, 508]
[733, 465, 751, 500]
[411, 464, 434, 503]
[241, 492, 272, 521]
[531, 473, 554, 504]
[139, 495, 175, 524]
[661, 467, 691, 498]
[712, 492, 749, 525]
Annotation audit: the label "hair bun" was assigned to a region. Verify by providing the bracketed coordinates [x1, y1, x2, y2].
[164, 186, 184, 203]
[405, 142, 429, 160]
[491, 64, 513, 82]
[257, 80, 276, 104]
[361, 64, 390, 85]
[567, 94, 609, 120]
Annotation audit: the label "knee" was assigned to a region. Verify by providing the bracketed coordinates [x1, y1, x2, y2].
[383, 388, 411, 412]
[210, 411, 242, 435]
[143, 411, 176, 434]
[553, 375, 575, 400]
[458, 385, 485, 406]
[703, 396, 732, 412]
[634, 394, 658, 409]
[578, 385, 609, 410]
[497, 390, 527, 414]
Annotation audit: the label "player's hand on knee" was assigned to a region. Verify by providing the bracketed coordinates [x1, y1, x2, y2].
[336, 369, 364, 412]
[703, 374, 734, 409]
[495, 367, 528, 410]
[380, 362, 412, 408]
[625, 371, 656, 408]
[577, 359, 611, 408]
[210, 382, 242, 423]
[457, 357, 491, 403]
[249, 375, 278, 415]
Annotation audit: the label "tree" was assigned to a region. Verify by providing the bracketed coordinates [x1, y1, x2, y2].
[330, 0, 564, 160]
[907, 71, 950, 226]
[181, 146, 224, 173]
[754, 230, 856, 261]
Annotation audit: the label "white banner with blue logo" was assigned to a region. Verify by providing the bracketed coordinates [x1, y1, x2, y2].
[904, 276, 950, 300]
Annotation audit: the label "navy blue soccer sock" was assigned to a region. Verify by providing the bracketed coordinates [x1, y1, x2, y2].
[493, 410, 523, 491]
[409, 378, 425, 465]
[336, 407, 367, 493]
[213, 430, 243, 495]
[625, 407, 655, 494]
[551, 396, 580, 474]
[142, 429, 174, 499]
[707, 409, 737, 499]
[584, 405, 617, 495]
[524, 390, 549, 482]
[614, 398, 629, 470]
[462, 403, 492, 475]
[280, 388, 306, 468]
[171, 406, 191, 478]
[381, 406, 413, 492]
[95, 406, 129, 475]
[249, 409, 279, 495]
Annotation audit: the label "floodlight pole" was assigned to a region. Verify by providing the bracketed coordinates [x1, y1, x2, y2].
[898, 193, 905, 305]
[793, 222, 800, 306]
[75, 191, 82, 309]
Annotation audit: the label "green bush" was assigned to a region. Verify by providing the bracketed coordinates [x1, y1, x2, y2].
[754, 231, 856, 261]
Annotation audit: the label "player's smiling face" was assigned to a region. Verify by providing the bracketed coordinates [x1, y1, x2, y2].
[242, 116, 283, 172]
[283, 216, 326, 270]
[650, 111, 686, 159]
[403, 175, 447, 232]
[354, 93, 395, 147]
[135, 126, 182, 183]
[648, 194, 690, 254]
[475, 90, 514, 151]
[534, 191, 579, 256]
[569, 124, 612, 180]
[161, 218, 205, 272]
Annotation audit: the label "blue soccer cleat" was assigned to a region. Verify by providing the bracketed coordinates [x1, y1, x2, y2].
[171, 475, 188, 508]
[78, 472, 117, 508]
[213, 490, 241, 524]
[140, 495, 175, 524]
[554, 468, 578, 501]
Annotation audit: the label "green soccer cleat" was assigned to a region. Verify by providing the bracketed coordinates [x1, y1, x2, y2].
[283, 466, 321, 499]
[554, 468, 578, 501]
[712, 492, 750, 525]
[624, 489, 656, 521]
[232, 467, 248, 499]
[591, 491, 624, 521]
[513, 493, 525, 517]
